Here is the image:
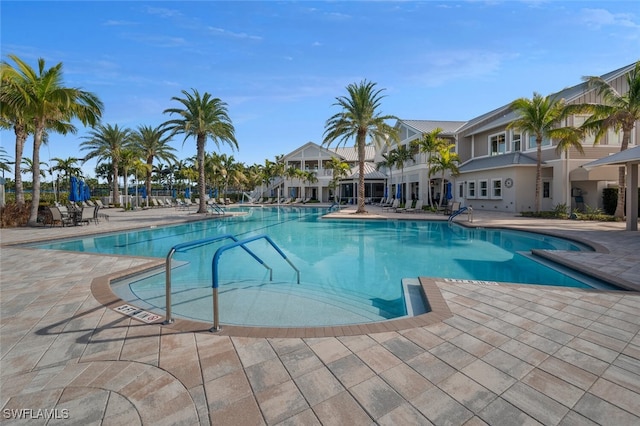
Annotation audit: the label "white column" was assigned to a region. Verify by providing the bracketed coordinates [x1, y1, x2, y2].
[626, 162, 638, 231]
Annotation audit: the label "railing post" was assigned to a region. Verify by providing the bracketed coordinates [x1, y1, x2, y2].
[211, 287, 221, 332]
[164, 248, 176, 324]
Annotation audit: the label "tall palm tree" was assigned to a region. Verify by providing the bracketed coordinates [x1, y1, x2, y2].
[162, 89, 237, 213]
[81, 124, 134, 207]
[1, 54, 102, 225]
[507, 92, 566, 212]
[325, 156, 350, 202]
[429, 144, 460, 207]
[567, 61, 640, 217]
[0, 78, 30, 206]
[376, 151, 397, 202]
[392, 144, 413, 204]
[411, 128, 447, 207]
[132, 124, 178, 207]
[323, 80, 398, 213]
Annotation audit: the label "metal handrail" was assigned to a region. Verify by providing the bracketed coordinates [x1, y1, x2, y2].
[210, 234, 300, 331]
[448, 206, 473, 223]
[207, 201, 225, 215]
[164, 234, 269, 324]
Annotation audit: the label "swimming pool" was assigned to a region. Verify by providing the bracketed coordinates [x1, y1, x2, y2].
[31, 207, 612, 327]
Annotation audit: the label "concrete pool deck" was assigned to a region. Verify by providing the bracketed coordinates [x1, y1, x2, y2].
[1, 205, 639, 425]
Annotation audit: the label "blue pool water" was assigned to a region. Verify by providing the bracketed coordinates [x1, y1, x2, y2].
[31, 207, 605, 326]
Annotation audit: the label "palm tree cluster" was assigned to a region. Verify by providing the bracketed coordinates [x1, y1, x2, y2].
[2, 52, 637, 223]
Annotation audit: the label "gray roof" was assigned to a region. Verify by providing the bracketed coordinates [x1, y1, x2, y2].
[582, 145, 640, 170]
[346, 162, 387, 179]
[331, 145, 376, 162]
[400, 120, 467, 136]
[459, 152, 538, 173]
[458, 62, 637, 137]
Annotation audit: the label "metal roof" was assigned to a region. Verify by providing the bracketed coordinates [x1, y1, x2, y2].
[399, 120, 467, 135]
[582, 145, 640, 170]
[458, 62, 637, 137]
[331, 145, 376, 162]
[459, 152, 539, 173]
[346, 162, 387, 179]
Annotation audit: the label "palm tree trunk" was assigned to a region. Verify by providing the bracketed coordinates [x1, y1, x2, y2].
[112, 164, 119, 207]
[356, 134, 366, 213]
[535, 139, 542, 212]
[27, 128, 44, 226]
[14, 126, 26, 206]
[197, 135, 207, 213]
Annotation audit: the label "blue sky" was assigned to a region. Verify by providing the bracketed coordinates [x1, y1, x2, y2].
[1, 1, 639, 179]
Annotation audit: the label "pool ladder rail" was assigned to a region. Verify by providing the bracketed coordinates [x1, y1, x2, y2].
[164, 233, 300, 331]
[448, 206, 473, 223]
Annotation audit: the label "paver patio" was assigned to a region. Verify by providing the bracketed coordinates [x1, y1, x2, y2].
[1, 206, 638, 425]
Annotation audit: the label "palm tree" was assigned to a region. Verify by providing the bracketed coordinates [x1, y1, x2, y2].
[51, 156, 82, 192]
[429, 144, 460, 207]
[392, 144, 413, 204]
[567, 61, 640, 218]
[376, 151, 397, 202]
[162, 89, 237, 213]
[507, 92, 566, 212]
[411, 128, 447, 207]
[0, 79, 30, 206]
[325, 156, 350, 202]
[1, 54, 102, 225]
[323, 80, 399, 213]
[81, 124, 134, 207]
[132, 124, 178, 208]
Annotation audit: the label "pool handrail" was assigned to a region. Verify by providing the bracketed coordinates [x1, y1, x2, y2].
[164, 234, 270, 324]
[210, 234, 301, 331]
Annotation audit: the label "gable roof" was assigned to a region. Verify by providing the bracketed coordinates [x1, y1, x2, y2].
[282, 141, 344, 161]
[458, 62, 637, 137]
[458, 152, 538, 173]
[400, 119, 467, 136]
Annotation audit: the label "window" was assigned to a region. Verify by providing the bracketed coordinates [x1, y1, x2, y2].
[511, 132, 521, 152]
[491, 179, 502, 199]
[490, 133, 506, 155]
[467, 181, 476, 198]
[528, 134, 551, 149]
[543, 181, 550, 198]
[574, 116, 596, 145]
[458, 183, 464, 198]
[479, 180, 488, 198]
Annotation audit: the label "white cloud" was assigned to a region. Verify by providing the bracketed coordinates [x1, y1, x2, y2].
[580, 8, 639, 29]
[207, 27, 262, 41]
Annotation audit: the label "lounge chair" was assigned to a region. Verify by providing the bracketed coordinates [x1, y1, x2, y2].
[444, 201, 460, 215]
[48, 206, 74, 227]
[95, 199, 109, 209]
[77, 206, 98, 225]
[400, 199, 423, 213]
[383, 199, 400, 211]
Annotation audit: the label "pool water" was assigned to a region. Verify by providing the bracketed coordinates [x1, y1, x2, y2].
[32, 207, 604, 326]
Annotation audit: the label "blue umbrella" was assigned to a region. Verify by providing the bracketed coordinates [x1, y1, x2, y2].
[384, 186, 388, 198]
[185, 187, 191, 199]
[172, 188, 177, 199]
[140, 185, 147, 199]
[69, 176, 79, 202]
[84, 183, 91, 201]
[446, 182, 453, 200]
[209, 188, 213, 199]
[214, 188, 218, 198]
[396, 184, 402, 199]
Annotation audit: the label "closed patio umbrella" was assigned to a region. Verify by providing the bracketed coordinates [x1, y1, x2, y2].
[446, 182, 452, 200]
[84, 183, 91, 201]
[69, 176, 79, 202]
[185, 187, 191, 199]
